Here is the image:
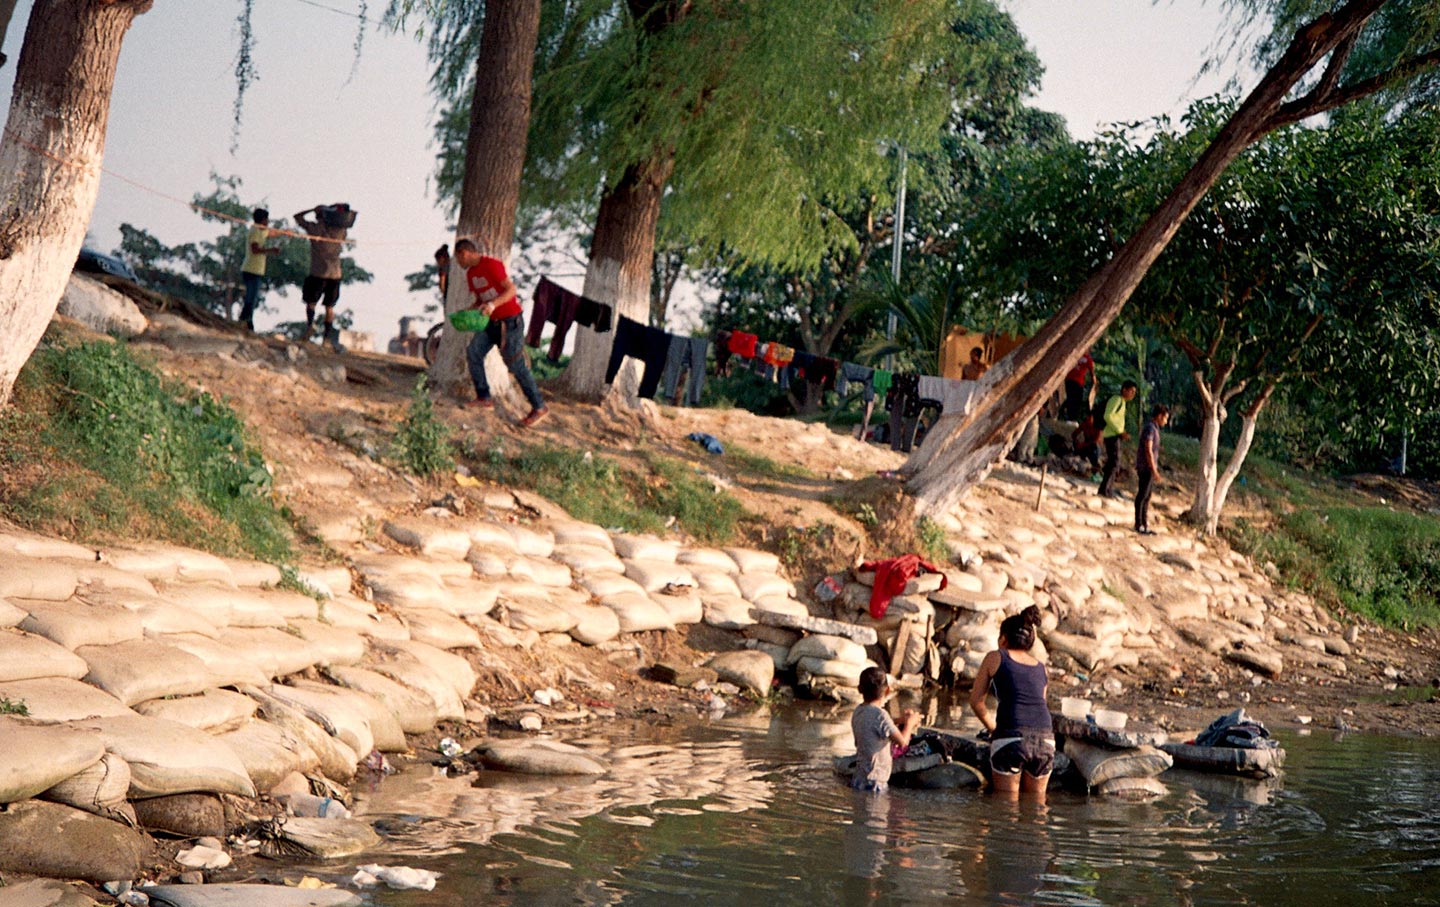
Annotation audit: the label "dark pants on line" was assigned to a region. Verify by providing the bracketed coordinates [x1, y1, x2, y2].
[1135, 466, 1155, 529]
[467, 314, 545, 411]
[1098, 435, 1121, 496]
[1063, 379, 1086, 421]
[241, 272, 262, 328]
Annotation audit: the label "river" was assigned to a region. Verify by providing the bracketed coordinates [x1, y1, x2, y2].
[347, 704, 1440, 906]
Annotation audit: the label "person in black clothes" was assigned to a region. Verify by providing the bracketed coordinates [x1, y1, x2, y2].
[1135, 404, 1170, 535]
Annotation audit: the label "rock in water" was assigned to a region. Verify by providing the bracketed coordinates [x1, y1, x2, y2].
[277, 817, 381, 859]
[0, 878, 104, 907]
[143, 886, 362, 907]
[469, 739, 607, 776]
[0, 800, 152, 883]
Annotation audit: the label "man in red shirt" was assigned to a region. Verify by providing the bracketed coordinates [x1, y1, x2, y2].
[454, 239, 547, 426]
[1063, 350, 1094, 421]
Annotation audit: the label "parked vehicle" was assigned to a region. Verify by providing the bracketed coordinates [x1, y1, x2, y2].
[75, 246, 141, 284]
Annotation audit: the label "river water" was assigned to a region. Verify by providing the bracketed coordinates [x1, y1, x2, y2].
[351, 705, 1440, 907]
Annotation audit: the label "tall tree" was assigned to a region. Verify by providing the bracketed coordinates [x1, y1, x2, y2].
[0, 0, 152, 407]
[903, 0, 1440, 517]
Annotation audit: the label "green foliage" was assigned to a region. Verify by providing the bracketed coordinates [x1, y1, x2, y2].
[915, 516, 949, 563]
[469, 443, 748, 544]
[115, 173, 373, 318]
[4, 339, 293, 562]
[853, 503, 879, 527]
[392, 377, 454, 478]
[0, 697, 29, 716]
[278, 565, 328, 601]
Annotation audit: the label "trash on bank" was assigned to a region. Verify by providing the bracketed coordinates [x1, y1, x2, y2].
[352, 864, 440, 891]
[175, 844, 231, 870]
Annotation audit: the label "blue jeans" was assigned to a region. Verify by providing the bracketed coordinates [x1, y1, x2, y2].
[240, 272, 262, 327]
[467, 314, 544, 411]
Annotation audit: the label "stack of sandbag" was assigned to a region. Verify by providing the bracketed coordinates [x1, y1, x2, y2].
[680, 548, 753, 630]
[1056, 715, 1172, 798]
[726, 547, 806, 618]
[611, 532, 701, 630]
[786, 633, 878, 702]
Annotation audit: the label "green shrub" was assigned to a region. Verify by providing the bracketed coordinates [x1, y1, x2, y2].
[392, 376, 454, 478]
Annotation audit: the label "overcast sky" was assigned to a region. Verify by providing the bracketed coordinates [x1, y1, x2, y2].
[0, 0, 1241, 346]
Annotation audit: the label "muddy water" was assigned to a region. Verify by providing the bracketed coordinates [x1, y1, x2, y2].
[352, 707, 1440, 906]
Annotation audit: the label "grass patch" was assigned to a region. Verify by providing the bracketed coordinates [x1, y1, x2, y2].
[1229, 506, 1440, 630]
[726, 443, 817, 482]
[468, 442, 749, 544]
[391, 376, 453, 478]
[0, 697, 29, 716]
[0, 336, 293, 562]
[915, 516, 948, 563]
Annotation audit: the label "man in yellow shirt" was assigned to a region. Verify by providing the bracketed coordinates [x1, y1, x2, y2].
[240, 208, 281, 331]
[1097, 380, 1136, 498]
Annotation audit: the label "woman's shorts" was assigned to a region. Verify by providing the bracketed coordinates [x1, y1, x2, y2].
[989, 730, 1056, 777]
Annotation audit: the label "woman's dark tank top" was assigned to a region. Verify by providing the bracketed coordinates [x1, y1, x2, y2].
[991, 648, 1051, 735]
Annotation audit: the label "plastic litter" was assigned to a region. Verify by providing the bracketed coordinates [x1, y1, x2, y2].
[813, 575, 844, 603]
[438, 737, 464, 758]
[532, 687, 564, 706]
[351, 864, 440, 891]
[686, 432, 724, 455]
[283, 791, 353, 819]
[519, 714, 543, 732]
[118, 892, 150, 906]
[175, 844, 231, 870]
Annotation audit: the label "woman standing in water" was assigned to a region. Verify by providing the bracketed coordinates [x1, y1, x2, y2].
[969, 605, 1054, 798]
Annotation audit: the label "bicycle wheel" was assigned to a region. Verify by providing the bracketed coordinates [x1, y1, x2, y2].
[423, 323, 444, 366]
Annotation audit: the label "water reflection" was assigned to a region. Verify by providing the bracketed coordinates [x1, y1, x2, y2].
[357, 709, 1440, 907]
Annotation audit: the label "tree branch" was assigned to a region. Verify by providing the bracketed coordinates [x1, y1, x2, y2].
[1265, 44, 1440, 132]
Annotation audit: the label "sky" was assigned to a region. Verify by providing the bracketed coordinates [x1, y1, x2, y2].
[0, 0, 1243, 348]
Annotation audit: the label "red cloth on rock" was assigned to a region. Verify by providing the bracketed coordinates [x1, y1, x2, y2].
[859, 554, 947, 619]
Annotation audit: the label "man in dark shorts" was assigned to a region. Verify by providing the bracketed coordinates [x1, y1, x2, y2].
[295, 204, 348, 352]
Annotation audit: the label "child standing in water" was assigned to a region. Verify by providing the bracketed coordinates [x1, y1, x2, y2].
[851, 666, 922, 792]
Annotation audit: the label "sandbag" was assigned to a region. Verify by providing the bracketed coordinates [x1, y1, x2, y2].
[0, 555, 79, 600]
[676, 547, 738, 574]
[751, 596, 808, 618]
[505, 524, 555, 558]
[706, 650, 774, 697]
[380, 639, 476, 700]
[108, 590, 222, 638]
[383, 517, 472, 559]
[363, 645, 465, 721]
[795, 656, 868, 686]
[157, 632, 275, 688]
[1064, 740, 1173, 788]
[466, 550, 508, 577]
[261, 589, 323, 622]
[565, 602, 622, 646]
[505, 555, 572, 588]
[547, 520, 614, 552]
[0, 799, 151, 884]
[1097, 776, 1168, 799]
[288, 618, 367, 666]
[219, 558, 284, 588]
[651, 589, 703, 625]
[132, 792, 225, 838]
[149, 582, 236, 628]
[0, 677, 134, 722]
[103, 545, 233, 584]
[18, 601, 144, 650]
[438, 578, 501, 618]
[623, 559, 696, 593]
[0, 530, 96, 561]
[67, 565, 157, 598]
[787, 634, 868, 667]
[724, 547, 781, 574]
[205, 587, 285, 627]
[0, 596, 24, 628]
[363, 571, 453, 612]
[502, 595, 580, 635]
[610, 534, 680, 563]
[241, 686, 358, 784]
[400, 608, 482, 649]
[736, 573, 795, 602]
[701, 594, 755, 629]
[0, 717, 105, 803]
[216, 720, 317, 792]
[599, 592, 675, 633]
[471, 738, 607, 775]
[39, 752, 135, 825]
[286, 680, 408, 754]
[215, 627, 322, 678]
[465, 521, 519, 554]
[549, 544, 625, 575]
[323, 665, 437, 735]
[133, 689, 258, 733]
[69, 714, 256, 798]
[576, 571, 647, 599]
[260, 684, 374, 759]
[296, 565, 353, 598]
[0, 629, 91, 682]
[692, 570, 742, 597]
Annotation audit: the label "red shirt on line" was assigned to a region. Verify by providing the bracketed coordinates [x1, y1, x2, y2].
[1066, 353, 1094, 385]
[465, 257, 521, 320]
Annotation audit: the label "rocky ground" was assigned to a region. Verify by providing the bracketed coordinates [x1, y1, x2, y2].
[0, 280, 1436, 904]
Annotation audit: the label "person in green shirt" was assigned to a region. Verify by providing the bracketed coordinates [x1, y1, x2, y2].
[240, 208, 282, 332]
[1098, 380, 1137, 498]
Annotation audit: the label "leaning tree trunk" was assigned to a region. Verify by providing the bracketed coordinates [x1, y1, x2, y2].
[431, 0, 541, 414]
[562, 153, 675, 401]
[1183, 362, 1232, 531]
[1203, 381, 1279, 535]
[904, 1, 1389, 518]
[0, 0, 18, 67]
[0, 0, 151, 407]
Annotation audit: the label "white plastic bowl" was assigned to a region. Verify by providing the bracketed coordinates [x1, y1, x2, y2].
[1060, 697, 1092, 720]
[1094, 708, 1129, 731]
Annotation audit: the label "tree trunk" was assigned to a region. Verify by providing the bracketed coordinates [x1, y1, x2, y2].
[562, 154, 674, 401]
[0, 0, 151, 407]
[1185, 380, 1226, 530]
[904, 2, 1385, 517]
[431, 0, 541, 413]
[1205, 383, 1277, 534]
